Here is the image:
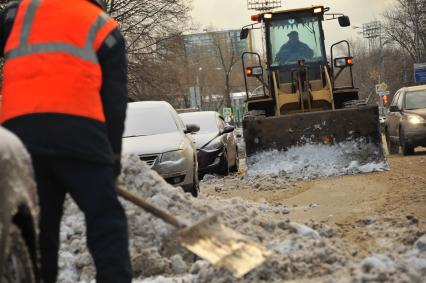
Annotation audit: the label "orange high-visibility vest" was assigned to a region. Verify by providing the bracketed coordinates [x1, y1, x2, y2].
[0, 0, 118, 123]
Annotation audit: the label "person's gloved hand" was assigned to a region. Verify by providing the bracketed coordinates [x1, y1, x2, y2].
[113, 154, 121, 177]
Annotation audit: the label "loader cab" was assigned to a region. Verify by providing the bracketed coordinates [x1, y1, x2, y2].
[241, 6, 357, 115]
[266, 9, 327, 84]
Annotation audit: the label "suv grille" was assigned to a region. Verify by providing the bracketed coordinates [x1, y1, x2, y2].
[139, 155, 159, 168]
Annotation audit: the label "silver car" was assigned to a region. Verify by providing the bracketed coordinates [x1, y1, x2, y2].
[122, 101, 200, 196]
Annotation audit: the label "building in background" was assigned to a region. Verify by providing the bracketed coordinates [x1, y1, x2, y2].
[183, 30, 247, 57]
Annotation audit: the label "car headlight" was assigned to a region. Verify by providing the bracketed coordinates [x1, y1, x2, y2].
[161, 150, 184, 163]
[407, 114, 425, 124]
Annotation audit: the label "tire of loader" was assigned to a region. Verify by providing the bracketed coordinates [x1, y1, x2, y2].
[386, 131, 399, 154]
[2, 225, 36, 283]
[400, 129, 414, 156]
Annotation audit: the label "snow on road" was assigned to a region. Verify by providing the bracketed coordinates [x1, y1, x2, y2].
[247, 140, 389, 180]
[56, 155, 425, 283]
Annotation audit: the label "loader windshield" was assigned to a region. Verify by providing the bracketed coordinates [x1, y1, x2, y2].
[269, 14, 325, 68]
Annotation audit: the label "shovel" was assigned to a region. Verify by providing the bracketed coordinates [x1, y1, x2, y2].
[116, 185, 270, 278]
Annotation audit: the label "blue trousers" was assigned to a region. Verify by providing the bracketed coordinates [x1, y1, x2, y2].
[31, 156, 132, 283]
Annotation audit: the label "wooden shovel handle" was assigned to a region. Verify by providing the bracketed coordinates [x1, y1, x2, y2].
[116, 185, 185, 229]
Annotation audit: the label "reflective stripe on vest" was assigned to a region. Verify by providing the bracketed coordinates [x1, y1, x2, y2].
[1, 0, 118, 123]
[4, 0, 110, 63]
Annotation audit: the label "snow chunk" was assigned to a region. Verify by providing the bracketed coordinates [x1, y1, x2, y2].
[360, 254, 395, 273]
[290, 222, 321, 240]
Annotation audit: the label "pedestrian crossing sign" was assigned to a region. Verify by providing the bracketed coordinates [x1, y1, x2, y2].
[223, 107, 232, 117]
[375, 83, 388, 94]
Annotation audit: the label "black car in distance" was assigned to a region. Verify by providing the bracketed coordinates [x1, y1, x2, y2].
[180, 111, 239, 179]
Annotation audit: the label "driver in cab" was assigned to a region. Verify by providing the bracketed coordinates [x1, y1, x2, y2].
[275, 31, 314, 65]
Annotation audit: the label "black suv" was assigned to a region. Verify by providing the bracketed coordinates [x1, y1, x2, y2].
[385, 85, 426, 155]
[0, 127, 39, 283]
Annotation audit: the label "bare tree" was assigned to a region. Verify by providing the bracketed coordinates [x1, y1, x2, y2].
[382, 0, 426, 62]
[105, 0, 191, 56]
[212, 31, 242, 108]
[350, 38, 415, 103]
[105, 0, 193, 106]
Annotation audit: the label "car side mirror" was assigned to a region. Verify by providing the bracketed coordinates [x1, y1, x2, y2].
[184, 124, 200, 134]
[240, 28, 249, 40]
[221, 125, 235, 135]
[389, 105, 399, 112]
[338, 15, 351, 27]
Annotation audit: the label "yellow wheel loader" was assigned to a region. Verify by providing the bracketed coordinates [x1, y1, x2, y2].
[240, 6, 384, 163]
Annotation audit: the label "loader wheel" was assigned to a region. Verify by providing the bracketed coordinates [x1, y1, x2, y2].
[400, 129, 414, 156]
[386, 131, 398, 154]
[2, 225, 36, 283]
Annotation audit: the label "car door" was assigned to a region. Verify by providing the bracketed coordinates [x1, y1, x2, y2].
[395, 91, 405, 138]
[218, 116, 237, 165]
[387, 91, 400, 138]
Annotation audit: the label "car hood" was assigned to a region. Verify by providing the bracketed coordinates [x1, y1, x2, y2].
[405, 108, 426, 119]
[191, 132, 218, 149]
[122, 132, 184, 155]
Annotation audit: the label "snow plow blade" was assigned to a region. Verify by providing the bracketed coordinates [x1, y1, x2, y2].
[243, 105, 384, 158]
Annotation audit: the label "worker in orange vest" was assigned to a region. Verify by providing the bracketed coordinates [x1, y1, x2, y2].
[0, 0, 132, 282]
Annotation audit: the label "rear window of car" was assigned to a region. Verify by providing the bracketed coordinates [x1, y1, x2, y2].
[123, 106, 178, 137]
[180, 113, 219, 134]
[405, 90, 426, 110]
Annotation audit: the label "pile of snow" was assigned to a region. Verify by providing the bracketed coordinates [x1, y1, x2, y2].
[247, 140, 389, 180]
[57, 155, 423, 283]
[57, 155, 348, 282]
[351, 235, 426, 282]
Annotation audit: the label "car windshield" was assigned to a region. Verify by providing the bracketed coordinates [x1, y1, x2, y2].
[405, 90, 426, 110]
[270, 14, 325, 67]
[123, 106, 178, 137]
[180, 113, 218, 134]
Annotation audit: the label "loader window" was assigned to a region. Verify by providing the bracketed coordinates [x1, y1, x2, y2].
[270, 15, 325, 67]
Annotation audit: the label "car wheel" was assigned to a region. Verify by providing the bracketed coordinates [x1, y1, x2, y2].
[229, 148, 239, 173]
[399, 129, 414, 156]
[2, 225, 36, 283]
[190, 166, 199, 197]
[386, 130, 399, 154]
[198, 173, 205, 181]
[218, 151, 229, 176]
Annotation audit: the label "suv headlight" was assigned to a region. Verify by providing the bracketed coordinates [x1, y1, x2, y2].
[161, 150, 184, 163]
[407, 114, 425, 124]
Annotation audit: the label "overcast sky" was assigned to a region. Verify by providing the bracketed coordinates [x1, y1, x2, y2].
[191, 0, 396, 47]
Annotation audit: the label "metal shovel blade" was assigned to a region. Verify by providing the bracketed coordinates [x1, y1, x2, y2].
[116, 184, 270, 278]
[179, 214, 271, 278]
